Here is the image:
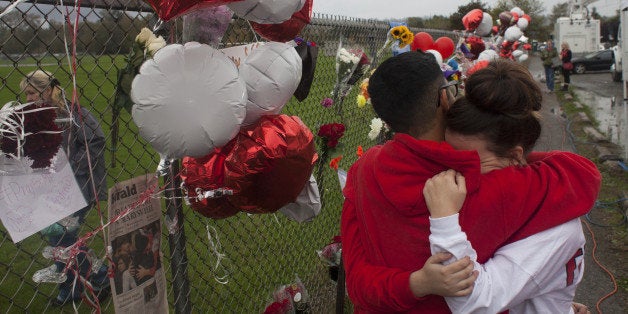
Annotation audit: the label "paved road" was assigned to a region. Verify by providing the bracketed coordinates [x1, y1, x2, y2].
[527, 55, 627, 314]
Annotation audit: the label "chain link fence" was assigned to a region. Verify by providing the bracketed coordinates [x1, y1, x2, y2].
[0, 1, 455, 312]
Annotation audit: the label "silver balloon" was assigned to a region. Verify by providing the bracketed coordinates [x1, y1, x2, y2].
[478, 49, 499, 62]
[475, 13, 493, 37]
[131, 42, 247, 159]
[517, 17, 529, 31]
[228, 0, 305, 24]
[504, 25, 523, 42]
[240, 42, 302, 126]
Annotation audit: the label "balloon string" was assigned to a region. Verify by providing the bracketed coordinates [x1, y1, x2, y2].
[245, 19, 261, 43]
[152, 18, 164, 33]
[0, 0, 26, 19]
[205, 224, 230, 284]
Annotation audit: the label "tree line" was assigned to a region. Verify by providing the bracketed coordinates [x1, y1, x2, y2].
[0, 7, 150, 57]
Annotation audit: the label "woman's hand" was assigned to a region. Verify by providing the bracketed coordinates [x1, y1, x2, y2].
[423, 170, 467, 218]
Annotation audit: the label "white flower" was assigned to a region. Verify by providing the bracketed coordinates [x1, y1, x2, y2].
[136, 27, 153, 45]
[368, 118, 384, 140]
[146, 36, 166, 56]
[338, 48, 360, 64]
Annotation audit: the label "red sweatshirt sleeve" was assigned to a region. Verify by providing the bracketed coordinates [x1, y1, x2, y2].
[341, 199, 421, 312]
[462, 151, 600, 262]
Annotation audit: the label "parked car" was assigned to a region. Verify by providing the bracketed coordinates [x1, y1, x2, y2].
[571, 49, 615, 74]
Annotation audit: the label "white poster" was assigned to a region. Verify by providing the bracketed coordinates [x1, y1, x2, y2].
[108, 174, 168, 314]
[0, 151, 87, 243]
[221, 42, 265, 67]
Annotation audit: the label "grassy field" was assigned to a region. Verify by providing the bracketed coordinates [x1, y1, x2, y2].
[0, 51, 378, 312]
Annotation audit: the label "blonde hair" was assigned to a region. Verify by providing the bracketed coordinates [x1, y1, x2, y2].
[561, 42, 570, 50]
[20, 70, 64, 107]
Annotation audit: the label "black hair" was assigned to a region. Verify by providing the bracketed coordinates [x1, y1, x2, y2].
[368, 51, 443, 135]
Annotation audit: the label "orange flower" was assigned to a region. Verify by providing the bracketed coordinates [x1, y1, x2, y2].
[356, 146, 363, 157]
[329, 155, 343, 170]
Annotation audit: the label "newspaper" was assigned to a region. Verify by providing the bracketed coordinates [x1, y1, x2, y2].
[107, 174, 168, 314]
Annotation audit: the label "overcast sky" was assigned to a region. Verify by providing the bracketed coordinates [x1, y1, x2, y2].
[312, 0, 622, 20]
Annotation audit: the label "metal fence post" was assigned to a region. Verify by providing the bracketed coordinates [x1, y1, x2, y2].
[165, 161, 191, 314]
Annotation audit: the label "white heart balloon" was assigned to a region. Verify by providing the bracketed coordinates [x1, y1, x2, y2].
[131, 42, 247, 159]
[512, 50, 524, 58]
[517, 17, 529, 31]
[240, 42, 302, 126]
[504, 25, 523, 42]
[518, 53, 529, 62]
[426, 49, 443, 66]
[228, 0, 305, 24]
[475, 13, 493, 37]
[477, 49, 499, 62]
[510, 6, 524, 17]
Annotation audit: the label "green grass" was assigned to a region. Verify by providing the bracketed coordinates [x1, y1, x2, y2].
[0, 51, 380, 312]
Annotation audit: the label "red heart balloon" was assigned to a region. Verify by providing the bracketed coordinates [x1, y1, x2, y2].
[181, 115, 317, 218]
[411, 32, 434, 52]
[251, 0, 313, 42]
[225, 115, 316, 214]
[462, 9, 483, 31]
[433, 37, 455, 59]
[143, 0, 240, 21]
[181, 142, 240, 219]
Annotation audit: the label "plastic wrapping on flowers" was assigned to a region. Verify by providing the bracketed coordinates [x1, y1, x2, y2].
[263, 275, 310, 314]
[331, 37, 370, 103]
[0, 101, 65, 174]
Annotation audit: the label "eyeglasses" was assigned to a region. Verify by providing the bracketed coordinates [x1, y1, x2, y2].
[437, 80, 459, 107]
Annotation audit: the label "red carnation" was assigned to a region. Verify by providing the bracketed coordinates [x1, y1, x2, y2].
[317, 123, 345, 148]
[1, 103, 62, 168]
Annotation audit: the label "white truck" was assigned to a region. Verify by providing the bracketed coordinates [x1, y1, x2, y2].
[554, 0, 601, 54]
[611, 2, 628, 84]
[555, 18, 600, 54]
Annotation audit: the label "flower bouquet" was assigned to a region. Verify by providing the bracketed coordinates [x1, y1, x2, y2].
[0, 101, 63, 173]
[263, 275, 310, 314]
[111, 27, 166, 167]
[317, 235, 342, 281]
[331, 38, 370, 118]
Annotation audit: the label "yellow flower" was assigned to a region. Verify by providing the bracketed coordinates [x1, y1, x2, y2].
[400, 32, 414, 48]
[390, 26, 404, 39]
[357, 95, 367, 108]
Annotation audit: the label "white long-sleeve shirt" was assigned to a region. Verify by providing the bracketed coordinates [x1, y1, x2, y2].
[430, 214, 585, 314]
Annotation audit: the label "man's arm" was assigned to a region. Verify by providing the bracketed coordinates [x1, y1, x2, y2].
[341, 199, 476, 312]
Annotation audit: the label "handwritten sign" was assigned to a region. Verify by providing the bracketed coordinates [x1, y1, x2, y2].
[221, 42, 265, 68]
[0, 151, 87, 243]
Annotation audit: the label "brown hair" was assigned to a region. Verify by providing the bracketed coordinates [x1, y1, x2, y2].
[446, 59, 542, 157]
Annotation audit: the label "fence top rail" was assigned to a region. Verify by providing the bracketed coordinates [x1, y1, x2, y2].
[20, 0, 152, 11]
[17, 1, 457, 40]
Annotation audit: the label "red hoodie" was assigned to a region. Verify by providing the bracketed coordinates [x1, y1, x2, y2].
[341, 133, 601, 313]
